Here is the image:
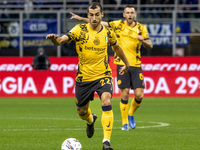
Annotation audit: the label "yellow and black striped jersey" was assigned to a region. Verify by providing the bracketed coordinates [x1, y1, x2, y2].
[67, 23, 117, 82]
[109, 20, 149, 67]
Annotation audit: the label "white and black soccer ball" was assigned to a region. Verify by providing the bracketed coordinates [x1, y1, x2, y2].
[61, 138, 82, 150]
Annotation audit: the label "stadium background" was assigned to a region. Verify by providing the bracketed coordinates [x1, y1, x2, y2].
[1, 1, 200, 150]
[1, 0, 200, 97]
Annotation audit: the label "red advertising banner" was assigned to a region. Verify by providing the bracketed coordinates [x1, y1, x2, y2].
[0, 71, 76, 97]
[0, 57, 200, 97]
[142, 57, 200, 97]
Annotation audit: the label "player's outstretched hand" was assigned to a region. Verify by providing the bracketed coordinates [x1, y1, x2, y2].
[70, 12, 81, 20]
[46, 34, 58, 40]
[119, 65, 129, 75]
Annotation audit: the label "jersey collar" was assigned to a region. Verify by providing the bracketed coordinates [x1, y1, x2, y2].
[87, 23, 103, 33]
[124, 20, 137, 28]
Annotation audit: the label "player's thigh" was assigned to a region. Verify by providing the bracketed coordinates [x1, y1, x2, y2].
[100, 92, 112, 106]
[96, 77, 113, 104]
[75, 81, 95, 107]
[130, 67, 145, 89]
[120, 88, 130, 100]
[117, 65, 131, 88]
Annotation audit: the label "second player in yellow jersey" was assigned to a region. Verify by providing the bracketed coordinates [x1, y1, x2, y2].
[109, 20, 150, 67]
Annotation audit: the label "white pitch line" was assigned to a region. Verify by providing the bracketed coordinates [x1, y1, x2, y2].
[2, 117, 170, 132]
[136, 121, 170, 128]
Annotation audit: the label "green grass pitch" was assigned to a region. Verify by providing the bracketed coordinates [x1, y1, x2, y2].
[0, 97, 200, 150]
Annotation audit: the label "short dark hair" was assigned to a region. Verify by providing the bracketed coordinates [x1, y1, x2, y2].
[87, 2, 102, 13]
[124, 5, 136, 11]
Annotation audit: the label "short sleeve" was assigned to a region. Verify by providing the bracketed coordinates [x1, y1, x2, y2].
[141, 25, 150, 40]
[67, 25, 80, 41]
[108, 28, 117, 46]
[109, 21, 116, 29]
[108, 20, 122, 31]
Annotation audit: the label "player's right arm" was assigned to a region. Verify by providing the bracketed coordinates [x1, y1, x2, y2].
[46, 34, 69, 46]
[70, 12, 109, 27]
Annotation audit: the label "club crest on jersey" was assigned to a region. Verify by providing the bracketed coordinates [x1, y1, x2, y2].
[93, 37, 100, 45]
[128, 30, 133, 35]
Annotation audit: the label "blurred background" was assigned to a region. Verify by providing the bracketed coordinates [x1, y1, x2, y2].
[1, 2, 199, 149]
[0, 0, 200, 57]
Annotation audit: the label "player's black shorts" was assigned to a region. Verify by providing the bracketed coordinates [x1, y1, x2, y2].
[75, 77, 113, 107]
[117, 65, 145, 89]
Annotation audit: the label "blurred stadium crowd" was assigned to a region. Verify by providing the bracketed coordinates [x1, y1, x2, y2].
[0, 0, 199, 18]
[0, 0, 200, 57]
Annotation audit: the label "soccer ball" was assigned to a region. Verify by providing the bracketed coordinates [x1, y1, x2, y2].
[61, 138, 82, 150]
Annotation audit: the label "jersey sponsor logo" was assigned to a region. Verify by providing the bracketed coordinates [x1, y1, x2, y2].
[85, 46, 106, 51]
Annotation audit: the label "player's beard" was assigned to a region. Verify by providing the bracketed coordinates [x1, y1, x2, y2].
[91, 20, 100, 29]
[126, 17, 134, 25]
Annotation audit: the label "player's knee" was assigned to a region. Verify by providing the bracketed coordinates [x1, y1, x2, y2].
[121, 88, 129, 100]
[122, 94, 129, 100]
[135, 94, 143, 101]
[77, 108, 87, 116]
[101, 98, 111, 106]
[134, 89, 144, 101]
[121, 88, 129, 95]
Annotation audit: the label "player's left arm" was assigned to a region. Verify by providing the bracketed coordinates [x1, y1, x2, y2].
[108, 28, 129, 74]
[137, 25, 153, 49]
[112, 43, 129, 75]
[137, 36, 153, 49]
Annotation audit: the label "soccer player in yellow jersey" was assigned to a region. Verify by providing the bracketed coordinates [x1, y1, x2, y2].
[46, 2, 129, 150]
[70, 5, 153, 131]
